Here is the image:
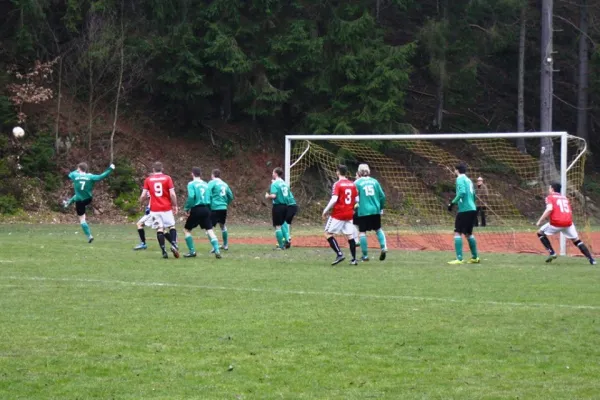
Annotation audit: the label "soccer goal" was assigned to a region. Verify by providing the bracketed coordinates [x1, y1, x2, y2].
[284, 132, 590, 256]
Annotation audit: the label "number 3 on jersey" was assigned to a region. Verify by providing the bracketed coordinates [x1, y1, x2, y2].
[154, 182, 163, 197]
[344, 189, 353, 204]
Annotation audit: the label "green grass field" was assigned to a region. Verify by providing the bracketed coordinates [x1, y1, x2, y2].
[1, 225, 599, 399]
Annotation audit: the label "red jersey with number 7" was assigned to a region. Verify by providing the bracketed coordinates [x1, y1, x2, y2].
[331, 178, 358, 220]
[546, 193, 573, 227]
[144, 173, 174, 212]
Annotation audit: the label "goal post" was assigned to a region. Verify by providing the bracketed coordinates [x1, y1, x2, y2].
[284, 132, 589, 256]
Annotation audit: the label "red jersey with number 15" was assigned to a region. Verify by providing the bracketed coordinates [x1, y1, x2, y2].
[144, 173, 174, 212]
[331, 178, 358, 220]
[546, 193, 573, 227]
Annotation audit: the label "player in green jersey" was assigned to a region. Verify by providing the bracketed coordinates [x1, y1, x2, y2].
[447, 163, 479, 264]
[64, 162, 115, 243]
[183, 167, 221, 258]
[208, 169, 234, 251]
[265, 167, 291, 250]
[282, 182, 298, 249]
[354, 164, 388, 261]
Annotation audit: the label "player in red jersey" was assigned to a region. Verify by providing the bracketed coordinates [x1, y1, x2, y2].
[139, 162, 180, 259]
[322, 165, 359, 266]
[536, 182, 595, 265]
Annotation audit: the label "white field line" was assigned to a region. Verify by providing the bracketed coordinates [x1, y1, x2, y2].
[2, 275, 600, 310]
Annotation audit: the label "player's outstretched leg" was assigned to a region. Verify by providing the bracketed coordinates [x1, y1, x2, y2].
[376, 229, 387, 261]
[183, 229, 196, 258]
[572, 239, 596, 265]
[359, 232, 369, 261]
[220, 223, 229, 250]
[466, 235, 480, 263]
[537, 232, 557, 263]
[207, 229, 221, 258]
[157, 230, 168, 258]
[448, 234, 464, 264]
[325, 234, 344, 265]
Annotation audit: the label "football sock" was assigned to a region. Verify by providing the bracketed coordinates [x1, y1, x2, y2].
[185, 234, 196, 254]
[81, 222, 91, 238]
[222, 228, 228, 247]
[169, 228, 177, 244]
[537, 233, 555, 254]
[327, 237, 343, 256]
[157, 231, 166, 251]
[454, 236, 463, 261]
[348, 238, 357, 260]
[164, 231, 173, 243]
[275, 229, 285, 249]
[467, 236, 478, 259]
[376, 229, 387, 249]
[359, 235, 368, 257]
[281, 223, 290, 243]
[574, 240, 593, 260]
[208, 231, 220, 253]
[138, 228, 146, 244]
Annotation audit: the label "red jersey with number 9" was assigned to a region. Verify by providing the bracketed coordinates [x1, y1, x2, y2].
[546, 193, 573, 227]
[331, 178, 358, 220]
[144, 173, 174, 212]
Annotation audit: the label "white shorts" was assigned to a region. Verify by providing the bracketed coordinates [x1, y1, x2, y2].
[137, 214, 152, 227]
[540, 223, 579, 240]
[324, 217, 355, 236]
[147, 211, 175, 230]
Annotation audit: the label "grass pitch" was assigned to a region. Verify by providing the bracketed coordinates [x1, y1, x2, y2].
[1, 224, 599, 399]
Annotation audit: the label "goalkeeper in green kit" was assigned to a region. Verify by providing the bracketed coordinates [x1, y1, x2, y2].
[63, 162, 115, 243]
[354, 163, 388, 261]
[447, 163, 480, 264]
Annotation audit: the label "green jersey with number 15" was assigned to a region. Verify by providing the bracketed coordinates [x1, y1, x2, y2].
[355, 176, 386, 217]
[452, 174, 477, 213]
[68, 167, 113, 201]
[270, 178, 290, 205]
[208, 178, 234, 210]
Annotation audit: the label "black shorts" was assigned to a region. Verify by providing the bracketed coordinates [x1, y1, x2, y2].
[353, 211, 360, 226]
[76, 198, 93, 216]
[272, 204, 288, 227]
[185, 205, 213, 231]
[285, 205, 298, 224]
[358, 214, 381, 232]
[211, 209, 228, 226]
[455, 210, 478, 235]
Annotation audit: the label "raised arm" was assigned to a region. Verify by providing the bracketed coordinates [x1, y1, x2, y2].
[90, 164, 116, 181]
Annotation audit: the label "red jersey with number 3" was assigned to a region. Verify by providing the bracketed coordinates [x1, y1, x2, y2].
[546, 194, 572, 227]
[331, 178, 358, 220]
[144, 173, 174, 212]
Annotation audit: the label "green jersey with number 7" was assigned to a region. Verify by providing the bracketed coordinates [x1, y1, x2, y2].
[68, 167, 113, 201]
[355, 176, 386, 217]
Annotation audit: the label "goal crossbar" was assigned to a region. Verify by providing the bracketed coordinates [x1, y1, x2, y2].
[284, 131, 574, 255]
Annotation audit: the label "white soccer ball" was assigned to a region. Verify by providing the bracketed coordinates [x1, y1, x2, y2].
[12, 126, 25, 138]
